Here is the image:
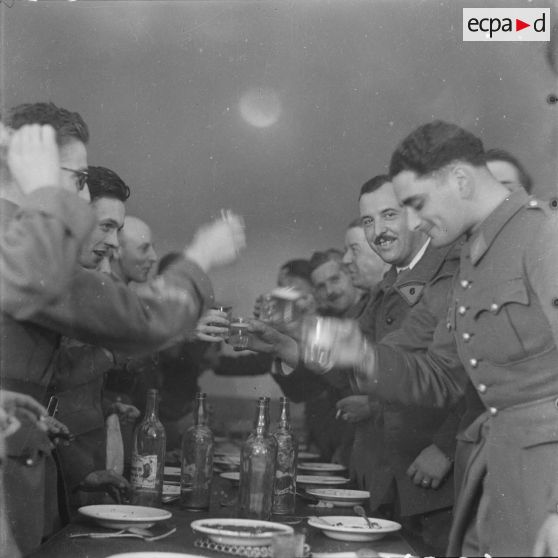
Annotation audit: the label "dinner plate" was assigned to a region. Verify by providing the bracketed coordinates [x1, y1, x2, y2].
[296, 475, 351, 487]
[307, 515, 401, 542]
[298, 462, 347, 474]
[213, 455, 240, 469]
[219, 471, 240, 483]
[305, 488, 370, 507]
[190, 518, 293, 546]
[105, 554, 205, 558]
[78, 505, 172, 530]
[298, 451, 320, 461]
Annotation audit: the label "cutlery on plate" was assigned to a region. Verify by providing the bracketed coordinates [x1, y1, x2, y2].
[353, 504, 373, 529]
[311, 551, 381, 558]
[308, 515, 337, 527]
[68, 526, 176, 541]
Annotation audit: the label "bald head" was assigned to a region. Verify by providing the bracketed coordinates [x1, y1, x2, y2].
[113, 216, 157, 283]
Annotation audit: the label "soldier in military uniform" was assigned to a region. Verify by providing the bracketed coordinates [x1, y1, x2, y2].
[327, 120, 558, 556]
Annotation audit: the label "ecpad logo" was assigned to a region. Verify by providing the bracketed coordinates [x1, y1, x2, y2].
[463, 8, 550, 41]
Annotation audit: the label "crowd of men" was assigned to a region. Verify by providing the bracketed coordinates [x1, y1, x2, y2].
[0, 98, 556, 558]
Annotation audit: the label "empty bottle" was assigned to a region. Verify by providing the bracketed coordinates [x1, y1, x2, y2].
[272, 397, 298, 514]
[238, 397, 277, 519]
[180, 392, 214, 510]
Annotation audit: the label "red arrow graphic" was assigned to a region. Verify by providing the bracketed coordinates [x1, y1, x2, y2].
[516, 19, 530, 32]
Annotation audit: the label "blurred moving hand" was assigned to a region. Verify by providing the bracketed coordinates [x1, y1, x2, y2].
[7, 124, 62, 195]
[185, 210, 246, 272]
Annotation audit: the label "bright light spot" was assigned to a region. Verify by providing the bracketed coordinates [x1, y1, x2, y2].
[239, 87, 281, 128]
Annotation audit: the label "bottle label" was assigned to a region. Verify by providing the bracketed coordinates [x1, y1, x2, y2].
[131, 454, 158, 489]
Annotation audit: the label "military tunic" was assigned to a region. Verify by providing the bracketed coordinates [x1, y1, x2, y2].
[0, 191, 215, 554]
[365, 190, 558, 556]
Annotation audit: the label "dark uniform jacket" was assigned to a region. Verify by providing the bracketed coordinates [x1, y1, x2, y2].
[366, 190, 558, 556]
[356, 242, 462, 517]
[0, 190, 214, 554]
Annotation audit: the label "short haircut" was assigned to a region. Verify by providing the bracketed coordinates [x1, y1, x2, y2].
[87, 166, 131, 202]
[279, 259, 312, 283]
[485, 148, 533, 194]
[7, 102, 89, 147]
[157, 252, 182, 274]
[309, 249, 344, 274]
[389, 120, 485, 178]
[359, 174, 392, 200]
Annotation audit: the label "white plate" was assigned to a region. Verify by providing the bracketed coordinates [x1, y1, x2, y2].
[214, 456, 240, 469]
[305, 488, 370, 507]
[164, 466, 181, 476]
[163, 483, 181, 496]
[298, 462, 347, 473]
[220, 471, 240, 483]
[78, 505, 172, 530]
[106, 554, 205, 558]
[296, 475, 350, 487]
[307, 515, 401, 542]
[190, 518, 293, 546]
[298, 451, 320, 460]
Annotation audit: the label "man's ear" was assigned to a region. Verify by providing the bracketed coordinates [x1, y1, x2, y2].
[452, 164, 475, 200]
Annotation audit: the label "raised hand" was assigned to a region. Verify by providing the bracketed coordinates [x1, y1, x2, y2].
[185, 210, 246, 272]
[7, 124, 62, 195]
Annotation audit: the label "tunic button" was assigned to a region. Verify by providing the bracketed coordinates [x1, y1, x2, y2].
[460, 279, 470, 289]
[489, 407, 498, 416]
[469, 358, 479, 368]
[478, 383, 487, 394]
[462, 332, 472, 342]
[528, 199, 538, 208]
[490, 303, 499, 313]
[25, 457, 34, 467]
[386, 317, 394, 325]
[458, 306, 467, 316]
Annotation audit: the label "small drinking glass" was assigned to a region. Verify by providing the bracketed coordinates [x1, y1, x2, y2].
[208, 304, 232, 337]
[229, 317, 250, 350]
[271, 531, 295, 558]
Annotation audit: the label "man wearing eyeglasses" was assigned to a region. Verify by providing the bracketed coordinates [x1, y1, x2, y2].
[0, 101, 246, 554]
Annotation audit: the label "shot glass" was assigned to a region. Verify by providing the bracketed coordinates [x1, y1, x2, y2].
[271, 531, 295, 558]
[229, 317, 250, 350]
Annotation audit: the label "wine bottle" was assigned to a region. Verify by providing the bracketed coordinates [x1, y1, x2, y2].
[180, 392, 214, 510]
[130, 389, 166, 506]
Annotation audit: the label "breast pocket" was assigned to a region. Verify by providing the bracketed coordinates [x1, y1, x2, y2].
[470, 278, 530, 365]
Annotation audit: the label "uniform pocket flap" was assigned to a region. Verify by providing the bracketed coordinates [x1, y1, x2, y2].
[473, 277, 529, 318]
[518, 424, 558, 449]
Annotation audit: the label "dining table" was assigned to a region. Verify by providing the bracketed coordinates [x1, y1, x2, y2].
[28, 473, 418, 558]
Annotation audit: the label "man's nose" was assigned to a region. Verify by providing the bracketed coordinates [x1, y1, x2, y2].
[407, 208, 423, 231]
[374, 218, 387, 238]
[342, 250, 352, 264]
[105, 230, 119, 250]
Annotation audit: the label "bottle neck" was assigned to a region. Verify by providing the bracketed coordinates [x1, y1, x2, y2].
[144, 391, 159, 421]
[254, 399, 270, 436]
[278, 399, 290, 430]
[194, 395, 208, 427]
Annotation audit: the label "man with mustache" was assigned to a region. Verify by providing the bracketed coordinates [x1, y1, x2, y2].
[327, 121, 557, 556]
[352, 174, 462, 554]
[309, 250, 360, 317]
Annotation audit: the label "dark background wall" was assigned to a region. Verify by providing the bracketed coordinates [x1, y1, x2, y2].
[2, 0, 556, 398]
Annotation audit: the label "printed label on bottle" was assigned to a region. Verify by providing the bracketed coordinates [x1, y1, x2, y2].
[131, 454, 158, 489]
